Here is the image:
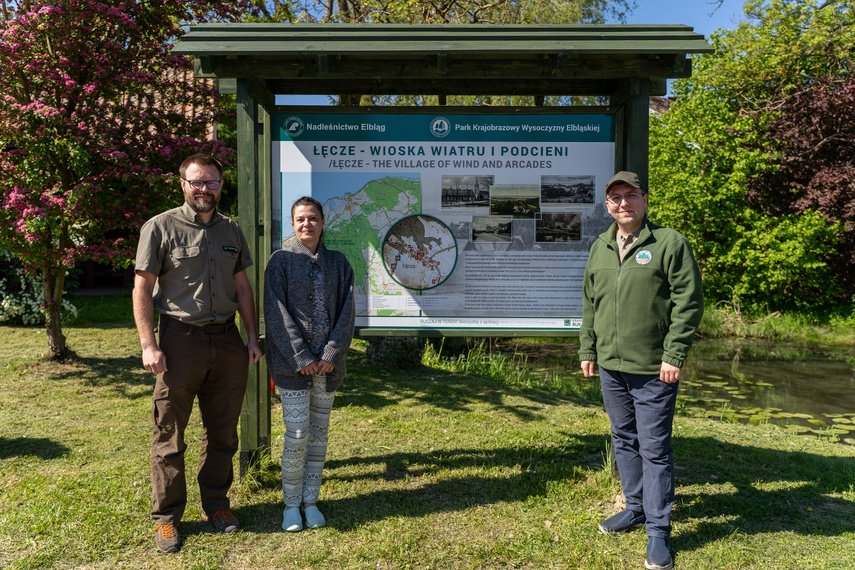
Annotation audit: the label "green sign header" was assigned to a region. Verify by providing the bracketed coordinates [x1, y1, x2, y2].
[276, 113, 615, 143]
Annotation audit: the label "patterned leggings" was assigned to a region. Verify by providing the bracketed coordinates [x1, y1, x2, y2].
[279, 378, 336, 508]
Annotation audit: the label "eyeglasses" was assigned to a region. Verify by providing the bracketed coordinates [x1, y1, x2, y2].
[182, 179, 222, 190]
[606, 192, 644, 205]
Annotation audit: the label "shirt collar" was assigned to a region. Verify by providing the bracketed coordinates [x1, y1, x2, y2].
[179, 201, 221, 226]
[617, 226, 642, 243]
[608, 215, 651, 245]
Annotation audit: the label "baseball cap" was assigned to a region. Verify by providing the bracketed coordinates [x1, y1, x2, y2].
[605, 171, 645, 193]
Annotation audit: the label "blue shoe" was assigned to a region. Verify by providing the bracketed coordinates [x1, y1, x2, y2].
[302, 505, 326, 529]
[645, 537, 673, 570]
[598, 509, 646, 535]
[282, 507, 303, 532]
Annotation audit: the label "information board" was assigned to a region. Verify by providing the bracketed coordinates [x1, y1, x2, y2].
[272, 109, 615, 335]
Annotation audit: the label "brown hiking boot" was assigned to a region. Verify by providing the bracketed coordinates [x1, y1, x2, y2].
[154, 523, 180, 553]
[202, 509, 240, 533]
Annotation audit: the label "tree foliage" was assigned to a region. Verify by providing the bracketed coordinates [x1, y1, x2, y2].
[253, 0, 634, 106]
[649, 0, 854, 312]
[0, 0, 251, 359]
[256, 0, 635, 24]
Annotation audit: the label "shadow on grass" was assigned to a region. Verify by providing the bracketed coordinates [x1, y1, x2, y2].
[321, 436, 853, 539]
[231, 431, 853, 547]
[225, 433, 609, 534]
[43, 355, 154, 399]
[339, 359, 602, 422]
[0, 436, 69, 459]
[672, 436, 855, 550]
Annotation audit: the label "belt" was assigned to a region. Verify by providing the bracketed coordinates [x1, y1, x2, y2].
[160, 314, 235, 335]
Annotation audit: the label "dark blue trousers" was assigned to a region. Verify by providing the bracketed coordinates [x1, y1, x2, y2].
[599, 367, 678, 539]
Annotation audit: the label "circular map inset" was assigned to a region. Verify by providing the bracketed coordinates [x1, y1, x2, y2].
[383, 215, 458, 290]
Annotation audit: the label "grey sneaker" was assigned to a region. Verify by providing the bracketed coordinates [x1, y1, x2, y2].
[645, 536, 673, 570]
[282, 507, 303, 532]
[202, 509, 240, 533]
[598, 509, 646, 535]
[302, 505, 326, 529]
[154, 523, 180, 553]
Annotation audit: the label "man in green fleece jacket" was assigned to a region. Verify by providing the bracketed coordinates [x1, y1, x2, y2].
[579, 171, 703, 570]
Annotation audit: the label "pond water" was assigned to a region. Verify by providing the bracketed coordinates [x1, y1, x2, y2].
[500, 338, 855, 446]
[680, 339, 855, 444]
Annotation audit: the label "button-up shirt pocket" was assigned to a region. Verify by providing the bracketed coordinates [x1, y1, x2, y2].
[171, 245, 201, 267]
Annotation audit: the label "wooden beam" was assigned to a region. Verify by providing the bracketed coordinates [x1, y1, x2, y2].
[172, 23, 715, 59]
[198, 54, 692, 82]
[437, 53, 448, 75]
[623, 78, 650, 183]
[555, 53, 568, 76]
[236, 78, 271, 477]
[266, 78, 618, 97]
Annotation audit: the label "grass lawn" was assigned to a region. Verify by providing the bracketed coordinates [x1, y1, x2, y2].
[1, 300, 853, 569]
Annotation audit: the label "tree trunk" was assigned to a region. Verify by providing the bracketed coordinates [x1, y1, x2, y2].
[42, 267, 72, 361]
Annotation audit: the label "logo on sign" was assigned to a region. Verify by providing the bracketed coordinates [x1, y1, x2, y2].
[283, 116, 305, 138]
[430, 116, 451, 138]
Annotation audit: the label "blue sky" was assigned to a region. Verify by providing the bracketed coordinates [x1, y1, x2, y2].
[277, 0, 748, 105]
[622, 0, 745, 36]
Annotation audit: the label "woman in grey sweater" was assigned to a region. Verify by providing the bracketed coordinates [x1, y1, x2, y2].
[264, 196, 355, 532]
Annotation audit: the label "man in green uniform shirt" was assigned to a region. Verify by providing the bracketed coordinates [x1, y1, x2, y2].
[133, 154, 262, 553]
[580, 171, 704, 570]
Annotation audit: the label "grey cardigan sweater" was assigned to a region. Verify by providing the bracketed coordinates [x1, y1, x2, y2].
[264, 238, 356, 391]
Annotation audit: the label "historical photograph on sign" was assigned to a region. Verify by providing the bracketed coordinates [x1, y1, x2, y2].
[540, 175, 595, 205]
[441, 175, 493, 210]
[471, 216, 512, 242]
[536, 212, 582, 243]
[448, 220, 471, 240]
[490, 184, 541, 218]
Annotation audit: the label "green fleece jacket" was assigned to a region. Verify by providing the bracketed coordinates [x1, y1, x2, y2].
[578, 216, 704, 375]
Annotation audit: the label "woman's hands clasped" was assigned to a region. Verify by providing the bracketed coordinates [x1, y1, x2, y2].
[299, 359, 335, 375]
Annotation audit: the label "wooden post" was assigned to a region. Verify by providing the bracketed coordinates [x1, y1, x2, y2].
[624, 78, 651, 184]
[236, 78, 274, 477]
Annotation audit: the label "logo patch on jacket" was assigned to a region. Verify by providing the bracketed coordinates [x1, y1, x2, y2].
[222, 245, 239, 254]
[635, 250, 652, 265]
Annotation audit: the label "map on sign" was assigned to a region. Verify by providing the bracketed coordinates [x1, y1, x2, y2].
[312, 175, 421, 314]
[382, 215, 458, 290]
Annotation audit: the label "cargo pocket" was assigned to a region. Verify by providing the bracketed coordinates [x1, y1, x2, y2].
[151, 390, 179, 450]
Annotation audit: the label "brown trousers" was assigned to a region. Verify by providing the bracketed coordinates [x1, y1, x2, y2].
[150, 321, 248, 525]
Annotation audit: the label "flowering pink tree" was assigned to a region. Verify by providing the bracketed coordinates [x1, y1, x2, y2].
[0, 0, 252, 359]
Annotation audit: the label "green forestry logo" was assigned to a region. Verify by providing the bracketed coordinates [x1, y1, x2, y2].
[635, 250, 652, 265]
[283, 116, 305, 138]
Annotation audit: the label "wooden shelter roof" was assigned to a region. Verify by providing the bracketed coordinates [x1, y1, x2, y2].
[173, 24, 714, 98]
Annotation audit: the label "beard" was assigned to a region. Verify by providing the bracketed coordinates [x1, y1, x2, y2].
[185, 191, 218, 213]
